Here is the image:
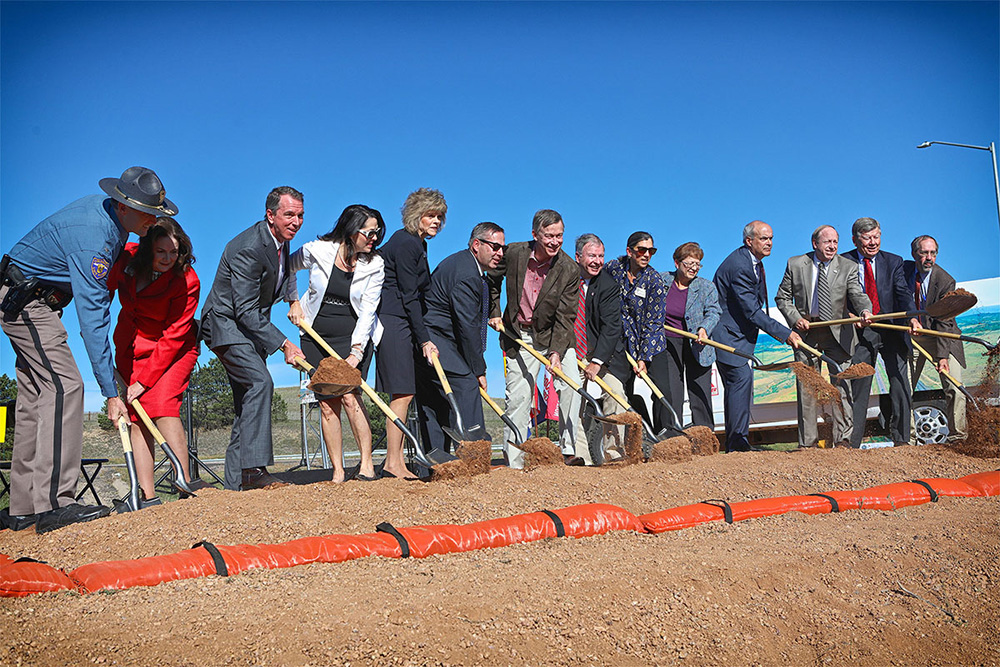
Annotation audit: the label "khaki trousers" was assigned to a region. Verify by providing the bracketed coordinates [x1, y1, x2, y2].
[503, 331, 582, 469]
[0, 285, 85, 515]
[574, 368, 628, 465]
[909, 350, 967, 440]
[795, 327, 853, 448]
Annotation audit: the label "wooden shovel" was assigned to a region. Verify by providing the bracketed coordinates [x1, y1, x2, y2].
[807, 289, 978, 329]
[297, 321, 458, 468]
[480, 387, 523, 446]
[872, 324, 979, 408]
[868, 322, 997, 352]
[663, 324, 762, 366]
[429, 351, 485, 445]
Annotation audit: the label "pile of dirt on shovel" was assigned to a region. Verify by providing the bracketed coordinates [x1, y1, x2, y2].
[518, 437, 563, 469]
[685, 425, 720, 455]
[790, 361, 841, 404]
[598, 412, 644, 462]
[949, 346, 1000, 459]
[308, 357, 362, 395]
[835, 362, 875, 380]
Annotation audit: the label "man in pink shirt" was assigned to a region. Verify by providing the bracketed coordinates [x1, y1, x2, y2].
[488, 210, 582, 468]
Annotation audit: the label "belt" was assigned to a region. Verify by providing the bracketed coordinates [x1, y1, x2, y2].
[321, 295, 350, 307]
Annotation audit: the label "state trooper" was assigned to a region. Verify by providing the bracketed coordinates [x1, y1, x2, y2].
[0, 166, 178, 533]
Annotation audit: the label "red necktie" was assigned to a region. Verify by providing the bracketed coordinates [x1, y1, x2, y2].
[914, 275, 923, 309]
[574, 279, 587, 358]
[863, 258, 880, 314]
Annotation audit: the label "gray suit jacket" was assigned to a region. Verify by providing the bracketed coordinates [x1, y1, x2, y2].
[662, 272, 722, 367]
[775, 252, 871, 356]
[201, 220, 290, 357]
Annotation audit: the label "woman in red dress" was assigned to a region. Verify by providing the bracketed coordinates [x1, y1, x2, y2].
[108, 217, 201, 505]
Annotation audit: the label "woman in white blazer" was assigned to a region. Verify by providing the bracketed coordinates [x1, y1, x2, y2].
[288, 205, 385, 483]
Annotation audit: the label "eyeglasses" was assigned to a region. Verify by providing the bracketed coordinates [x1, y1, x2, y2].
[915, 249, 937, 257]
[679, 260, 702, 270]
[358, 228, 380, 241]
[631, 246, 657, 257]
[477, 238, 507, 253]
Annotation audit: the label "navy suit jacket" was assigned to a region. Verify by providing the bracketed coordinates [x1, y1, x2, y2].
[712, 246, 791, 366]
[582, 269, 628, 382]
[841, 248, 915, 318]
[424, 249, 488, 377]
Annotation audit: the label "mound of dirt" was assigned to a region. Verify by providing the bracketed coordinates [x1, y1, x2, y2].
[651, 436, 693, 463]
[518, 437, 562, 469]
[430, 458, 472, 481]
[456, 439, 493, 475]
[686, 425, 720, 455]
[949, 346, 1000, 459]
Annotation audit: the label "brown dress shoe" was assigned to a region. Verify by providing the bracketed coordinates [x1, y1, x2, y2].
[241, 467, 287, 490]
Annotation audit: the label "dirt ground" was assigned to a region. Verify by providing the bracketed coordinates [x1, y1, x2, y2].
[1, 444, 998, 667]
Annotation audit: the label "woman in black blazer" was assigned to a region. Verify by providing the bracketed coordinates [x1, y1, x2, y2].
[375, 188, 446, 479]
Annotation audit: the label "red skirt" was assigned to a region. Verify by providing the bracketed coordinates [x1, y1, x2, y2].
[118, 341, 199, 422]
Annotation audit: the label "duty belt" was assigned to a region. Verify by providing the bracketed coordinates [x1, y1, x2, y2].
[0, 255, 73, 316]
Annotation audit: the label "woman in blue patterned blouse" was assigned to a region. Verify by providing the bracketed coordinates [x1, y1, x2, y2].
[604, 231, 672, 433]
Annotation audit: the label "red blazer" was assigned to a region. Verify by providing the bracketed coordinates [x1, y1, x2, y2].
[108, 243, 200, 388]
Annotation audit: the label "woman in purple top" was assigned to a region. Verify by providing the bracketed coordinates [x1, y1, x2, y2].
[660, 242, 722, 428]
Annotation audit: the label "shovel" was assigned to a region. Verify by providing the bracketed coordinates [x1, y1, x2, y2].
[493, 323, 605, 420]
[663, 324, 762, 367]
[622, 351, 700, 445]
[807, 289, 978, 329]
[576, 357, 664, 446]
[754, 339, 844, 376]
[875, 325, 979, 409]
[113, 370, 196, 496]
[297, 321, 458, 468]
[480, 387, 523, 446]
[429, 351, 485, 446]
[868, 321, 997, 352]
[113, 416, 142, 513]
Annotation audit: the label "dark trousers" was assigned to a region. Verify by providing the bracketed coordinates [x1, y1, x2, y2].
[625, 349, 675, 433]
[661, 337, 714, 429]
[849, 327, 911, 447]
[415, 361, 486, 453]
[214, 342, 274, 490]
[718, 359, 754, 452]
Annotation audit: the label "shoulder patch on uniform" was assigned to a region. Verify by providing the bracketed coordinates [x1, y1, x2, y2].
[91, 256, 110, 280]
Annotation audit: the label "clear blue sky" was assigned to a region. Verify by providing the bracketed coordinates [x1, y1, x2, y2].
[2, 1, 998, 410]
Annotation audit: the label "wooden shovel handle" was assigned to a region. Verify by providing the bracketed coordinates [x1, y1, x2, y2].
[429, 352, 453, 394]
[493, 322, 582, 391]
[871, 322, 962, 341]
[625, 351, 666, 401]
[116, 416, 133, 455]
[810, 311, 910, 328]
[910, 338, 965, 391]
[479, 387, 504, 416]
[576, 359, 631, 411]
[663, 324, 739, 354]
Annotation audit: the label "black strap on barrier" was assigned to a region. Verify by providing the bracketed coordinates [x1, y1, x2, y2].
[13, 557, 45, 564]
[192, 541, 229, 576]
[702, 499, 734, 524]
[910, 479, 939, 502]
[376, 522, 410, 558]
[809, 493, 841, 513]
[540, 510, 566, 537]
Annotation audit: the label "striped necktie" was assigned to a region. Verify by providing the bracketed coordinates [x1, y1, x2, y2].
[574, 279, 587, 357]
[816, 262, 834, 321]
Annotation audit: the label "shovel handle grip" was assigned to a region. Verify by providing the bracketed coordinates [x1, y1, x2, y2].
[576, 358, 630, 411]
[429, 352, 454, 394]
[625, 351, 666, 400]
[116, 417, 133, 454]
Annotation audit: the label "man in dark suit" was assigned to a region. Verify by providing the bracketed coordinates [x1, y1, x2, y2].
[904, 235, 966, 442]
[417, 222, 506, 452]
[776, 225, 872, 448]
[571, 233, 628, 465]
[201, 186, 306, 490]
[713, 220, 802, 453]
[842, 217, 922, 448]
[488, 209, 581, 468]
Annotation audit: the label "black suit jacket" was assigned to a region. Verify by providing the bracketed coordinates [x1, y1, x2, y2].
[582, 269, 627, 382]
[842, 248, 915, 353]
[378, 228, 432, 345]
[201, 220, 290, 356]
[424, 249, 488, 377]
[903, 260, 965, 365]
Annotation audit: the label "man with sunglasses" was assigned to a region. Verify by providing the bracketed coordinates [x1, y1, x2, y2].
[417, 222, 505, 452]
[488, 209, 583, 468]
[713, 221, 802, 453]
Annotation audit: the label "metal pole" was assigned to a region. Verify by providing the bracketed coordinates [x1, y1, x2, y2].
[990, 142, 1000, 231]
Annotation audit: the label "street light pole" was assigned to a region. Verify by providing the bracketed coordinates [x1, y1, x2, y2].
[917, 140, 1000, 231]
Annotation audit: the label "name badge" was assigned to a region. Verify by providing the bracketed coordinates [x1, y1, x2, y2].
[635, 287, 646, 298]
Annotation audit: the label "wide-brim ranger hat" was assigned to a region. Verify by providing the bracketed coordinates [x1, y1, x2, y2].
[99, 166, 178, 217]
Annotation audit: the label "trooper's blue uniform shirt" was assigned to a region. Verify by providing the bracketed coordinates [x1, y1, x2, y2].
[8, 194, 129, 398]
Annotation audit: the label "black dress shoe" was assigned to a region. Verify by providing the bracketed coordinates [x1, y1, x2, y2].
[35, 503, 112, 534]
[241, 467, 286, 490]
[0, 508, 37, 531]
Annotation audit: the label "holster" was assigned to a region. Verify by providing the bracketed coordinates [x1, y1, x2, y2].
[0, 255, 72, 318]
